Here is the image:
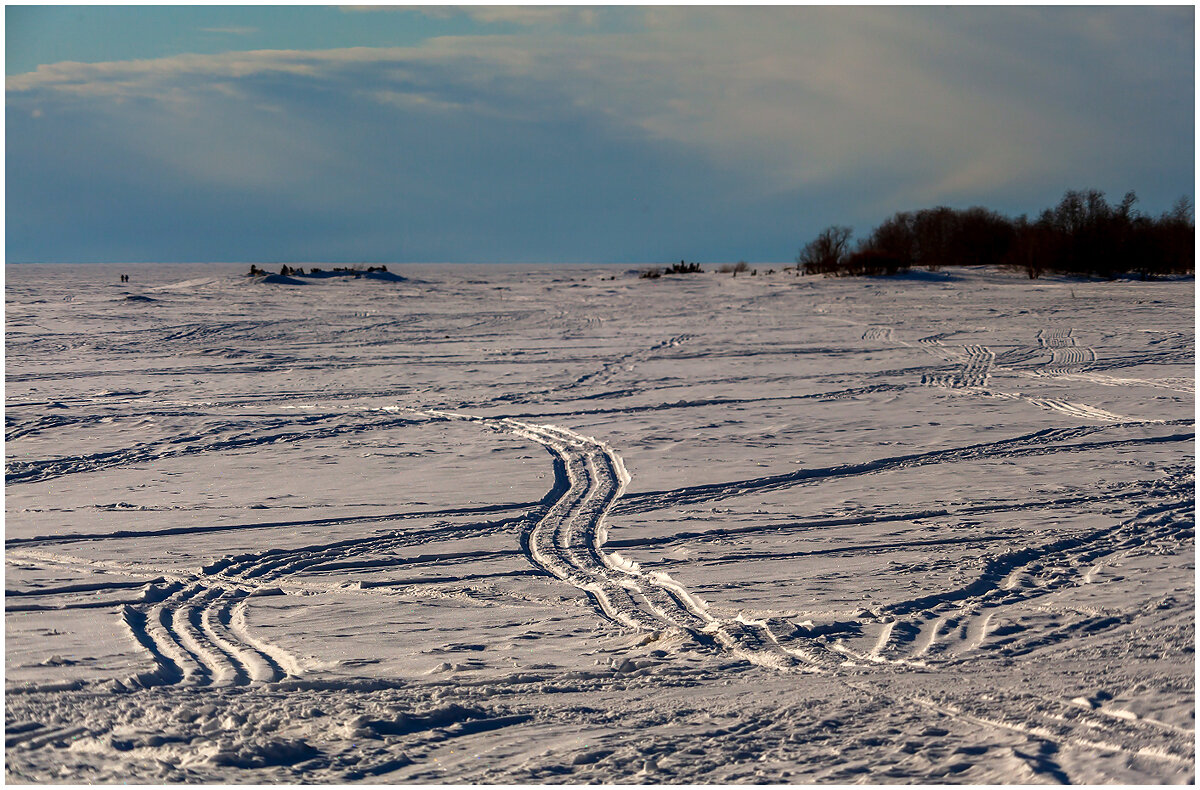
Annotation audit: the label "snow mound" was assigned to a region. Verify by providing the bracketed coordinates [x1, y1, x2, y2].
[361, 270, 407, 282]
[259, 274, 307, 285]
[206, 738, 319, 768]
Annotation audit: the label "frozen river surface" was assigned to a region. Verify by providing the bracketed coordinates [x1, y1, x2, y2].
[5, 263, 1194, 783]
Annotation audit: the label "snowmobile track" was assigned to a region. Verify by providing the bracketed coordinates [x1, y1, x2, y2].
[421, 410, 836, 673]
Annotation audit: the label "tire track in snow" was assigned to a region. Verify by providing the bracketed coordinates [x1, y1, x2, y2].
[5, 414, 422, 485]
[591, 418, 1190, 762]
[972, 389, 1127, 422]
[50, 407, 603, 660]
[998, 328, 1193, 394]
[615, 421, 1192, 514]
[491, 333, 694, 406]
[5, 501, 535, 549]
[841, 474, 1193, 668]
[861, 327, 894, 342]
[999, 325, 1192, 397]
[916, 329, 1127, 421]
[604, 485, 1153, 552]
[572, 334, 692, 388]
[12, 414, 1191, 695]
[65, 509, 529, 689]
[891, 688, 1196, 771]
[9, 507, 535, 687]
[6, 412, 123, 442]
[422, 410, 837, 673]
[920, 344, 994, 389]
[119, 584, 283, 689]
[494, 384, 906, 422]
[1023, 371, 1196, 394]
[815, 475, 1195, 766]
[12, 406, 1191, 767]
[1033, 327, 1096, 377]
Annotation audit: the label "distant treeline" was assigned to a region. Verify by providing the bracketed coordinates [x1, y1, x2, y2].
[798, 190, 1194, 279]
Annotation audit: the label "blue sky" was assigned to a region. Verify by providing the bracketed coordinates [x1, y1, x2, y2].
[7, 6, 1195, 263]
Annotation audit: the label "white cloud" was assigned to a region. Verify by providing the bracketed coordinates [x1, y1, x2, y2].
[7, 7, 1192, 208]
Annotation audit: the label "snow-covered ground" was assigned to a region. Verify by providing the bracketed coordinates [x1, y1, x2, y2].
[5, 262, 1194, 783]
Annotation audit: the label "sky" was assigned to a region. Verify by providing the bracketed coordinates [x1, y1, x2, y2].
[6, 5, 1195, 264]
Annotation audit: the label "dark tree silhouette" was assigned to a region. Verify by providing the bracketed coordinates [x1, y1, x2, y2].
[799, 190, 1193, 278]
[797, 225, 853, 274]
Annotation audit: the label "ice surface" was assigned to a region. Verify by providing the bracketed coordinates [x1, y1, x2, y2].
[5, 262, 1194, 783]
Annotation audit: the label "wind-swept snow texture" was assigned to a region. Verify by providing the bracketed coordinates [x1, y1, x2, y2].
[5, 263, 1194, 783]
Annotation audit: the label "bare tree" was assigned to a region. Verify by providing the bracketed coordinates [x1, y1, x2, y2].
[797, 226, 853, 274]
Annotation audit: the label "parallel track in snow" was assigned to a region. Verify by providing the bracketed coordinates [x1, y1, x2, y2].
[441, 412, 1195, 764]
[6, 270, 1194, 783]
[422, 411, 837, 673]
[914, 328, 1134, 421]
[9, 402, 1193, 701]
[7, 501, 527, 690]
[5, 414, 422, 485]
[614, 420, 1192, 514]
[832, 485, 1194, 666]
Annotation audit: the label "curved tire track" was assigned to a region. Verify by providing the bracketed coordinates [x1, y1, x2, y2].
[483, 413, 1195, 764]
[424, 410, 833, 673]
